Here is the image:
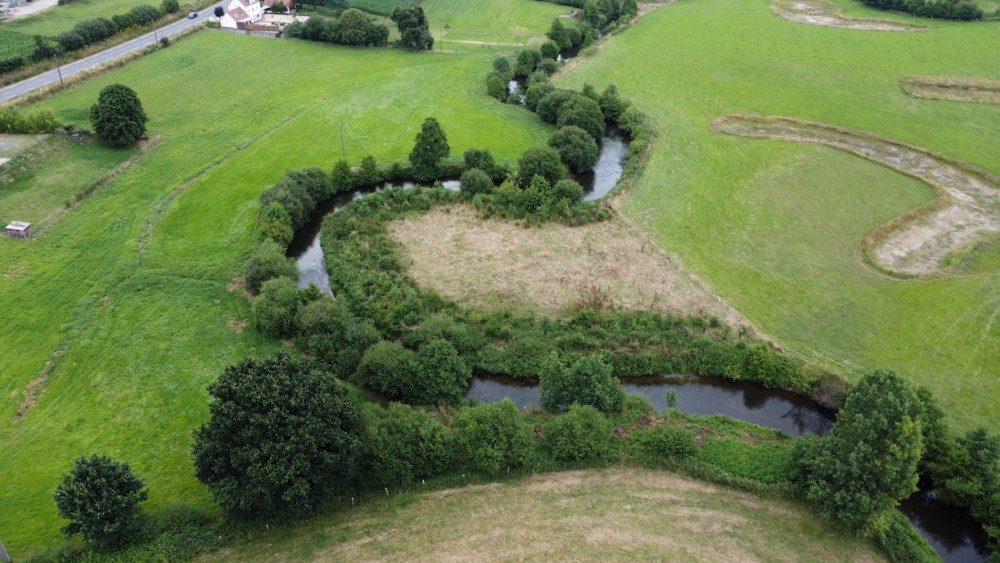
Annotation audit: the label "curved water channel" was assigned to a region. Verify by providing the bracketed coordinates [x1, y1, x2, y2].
[285, 137, 990, 562]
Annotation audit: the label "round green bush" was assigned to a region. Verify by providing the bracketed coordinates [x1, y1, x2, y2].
[543, 403, 613, 461]
[551, 179, 585, 203]
[548, 125, 599, 174]
[461, 168, 494, 196]
[355, 340, 416, 399]
[632, 425, 699, 461]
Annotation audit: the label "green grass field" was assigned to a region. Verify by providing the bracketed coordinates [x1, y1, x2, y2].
[557, 0, 1000, 432]
[0, 29, 555, 555]
[425, 0, 570, 48]
[1, 0, 181, 37]
[200, 468, 882, 561]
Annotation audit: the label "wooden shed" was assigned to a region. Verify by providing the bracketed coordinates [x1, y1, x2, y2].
[4, 221, 30, 238]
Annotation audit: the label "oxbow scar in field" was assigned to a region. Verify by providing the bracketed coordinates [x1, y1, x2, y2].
[712, 115, 1000, 277]
[771, 0, 927, 31]
[900, 76, 1000, 105]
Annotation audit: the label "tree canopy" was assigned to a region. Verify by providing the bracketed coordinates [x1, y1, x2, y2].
[90, 84, 147, 147]
[192, 353, 364, 516]
[54, 455, 147, 548]
[408, 117, 449, 181]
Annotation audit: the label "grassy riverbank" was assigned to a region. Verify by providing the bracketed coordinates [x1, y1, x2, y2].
[557, 0, 1000, 432]
[0, 30, 554, 554]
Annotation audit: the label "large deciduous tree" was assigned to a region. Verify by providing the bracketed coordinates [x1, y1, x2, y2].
[790, 370, 925, 536]
[548, 125, 600, 173]
[192, 353, 364, 516]
[54, 455, 147, 549]
[408, 117, 449, 181]
[90, 84, 147, 147]
[539, 353, 625, 414]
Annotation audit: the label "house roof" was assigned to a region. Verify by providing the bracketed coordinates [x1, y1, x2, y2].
[226, 6, 250, 21]
[5, 221, 29, 231]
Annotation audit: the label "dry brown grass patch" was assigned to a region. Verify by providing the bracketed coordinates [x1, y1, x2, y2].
[900, 76, 1000, 105]
[388, 205, 749, 326]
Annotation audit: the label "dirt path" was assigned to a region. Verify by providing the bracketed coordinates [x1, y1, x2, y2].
[1, 0, 58, 20]
[771, 0, 926, 31]
[901, 76, 1000, 105]
[712, 115, 1000, 277]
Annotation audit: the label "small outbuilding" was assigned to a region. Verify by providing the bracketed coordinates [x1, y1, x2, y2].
[4, 221, 30, 238]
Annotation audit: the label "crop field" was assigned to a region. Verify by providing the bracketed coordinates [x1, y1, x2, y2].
[557, 0, 1000, 432]
[0, 29, 555, 554]
[201, 468, 882, 561]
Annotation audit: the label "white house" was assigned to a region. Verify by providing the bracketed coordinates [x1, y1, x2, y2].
[219, 0, 263, 29]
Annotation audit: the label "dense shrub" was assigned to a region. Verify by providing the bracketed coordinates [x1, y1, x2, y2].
[73, 18, 116, 44]
[411, 339, 471, 404]
[409, 117, 450, 182]
[548, 125, 600, 173]
[460, 168, 493, 196]
[537, 58, 560, 76]
[403, 313, 485, 355]
[598, 84, 628, 122]
[463, 147, 502, 181]
[160, 0, 179, 13]
[556, 94, 605, 141]
[391, 6, 433, 49]
[454, 399, 533, 475]
[551, 179, 584, 203]
[926, 427, 1000, 548]
[286, 13, 389, 46]
[631, 425, 699, 461]
[357, 155, 381, 185]
[524, 82, 555, 112]
[54, 455, 148, 548]
[192, 354, 364, 516]
[244, 240, 298, 295]
[360, 402, 453, 488]
[355, 340, 417, 397]
[536, 89, 576, 124]
[251, 278, 319, 338]
[539, 353, 625, 414]
[700, 439, 791, 484]
[58, 31, 87, 52]
[259, 202, 294, 246]
[518, 145, 566, 185]
[543, 403, 613, 461]
[294, 296, 380, 377]
[485, 71, 508, 101]
[0, 106, 60, 134]
[859, 0, 981, 19]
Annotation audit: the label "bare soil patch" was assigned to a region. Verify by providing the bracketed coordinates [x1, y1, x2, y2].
[900, 76, 1000, 105]
[712, 115, 1000, 277]
[771, 0, 926, 31]
[388, 205, 750, 326]
[1, 0, 59, 20]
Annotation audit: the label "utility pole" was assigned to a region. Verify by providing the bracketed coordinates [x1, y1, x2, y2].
[52, 55, 65, 89]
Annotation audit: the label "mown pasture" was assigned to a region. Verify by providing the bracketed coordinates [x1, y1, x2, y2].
[0, 27, 556, 553]
[200, 468, 881, 562]
[557, 0, 1000, 432]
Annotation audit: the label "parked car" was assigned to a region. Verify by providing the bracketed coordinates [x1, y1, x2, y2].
[188, 11, 198, 18]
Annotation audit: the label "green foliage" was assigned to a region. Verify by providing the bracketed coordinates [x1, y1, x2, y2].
[551, 179, 584, 203]
[454, 399, 533, 475]
[556, 94, 605, 141]
[598, 84, 628, 122]
[129, 4, 162, 25]
[412, 339, 471, 404]
[360, 403, 454, 488]
[259, 168, 330, 231]
[536, 58, 560, 76]
[357, 155, 381, 185]
[540, 40, 559, 60]
[0, 106, 60, 134]
[927, 427, 1000, 548]
[518, 145, 566, 186]
[547, 18, 570, 51]
[391, 6, 433, 50]
[790, 371, 924, 536]
[492, 56, 512, 75]
[330, 159, 354, 194]
[463, 147, 501, 181]
[409, 117, 450, 181]
[630, 425, 698, 462]
[543, 403, 613, 461]
[355, 340, 417, 399]
[859, 0, 981, 19]
[403, 313, 485, 355]
[243, 240, 297, 295]
[875, 510, 939, 563]
[192, 354, 363, 516]
[460, 167, 494, 196]
[251, 277, 317, 338]
[548, 125, 599, 173]
[539, 353, 625, 414]
[535, 89, 575, 124]
[90, 84, 147, 148]
[270, 1, 288, 13]
[160, 0, 179, 13]
[294, 296, 380, 377]
[58, 31, 86, 52]
[700, 439, 791, 484]
[524, 82, 555, 112]
[485, 71, 508, 101]
[54, 455, 147, 549]
[259, 202, 294, 246]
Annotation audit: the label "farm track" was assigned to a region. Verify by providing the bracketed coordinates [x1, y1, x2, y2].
[771, 0, 927, 30]
[712, 115, 1000, 277]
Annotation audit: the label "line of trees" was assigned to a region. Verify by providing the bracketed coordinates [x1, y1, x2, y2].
[859, 0, 982, 20]
[285, 8, 389, 46]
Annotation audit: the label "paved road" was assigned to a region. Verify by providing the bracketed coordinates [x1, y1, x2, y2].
[0, 4, 224, 105]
